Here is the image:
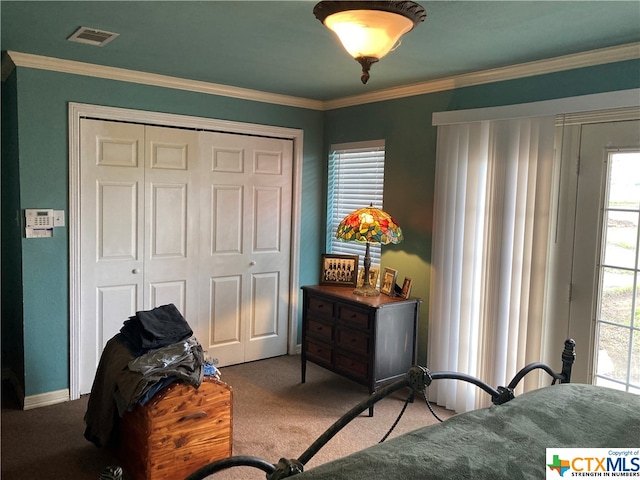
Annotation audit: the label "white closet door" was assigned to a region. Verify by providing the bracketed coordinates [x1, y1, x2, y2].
[143, 125, 200, 318]
[198, 131, 293, 366]
[79, 119, 293, 392]
[79, 119, 145, 394]
[79, 120, 199, 394]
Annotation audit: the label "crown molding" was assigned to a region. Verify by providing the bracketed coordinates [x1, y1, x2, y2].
[3, 51, 324, 111]
[323, 42, 640, 110]
[4, 42, 639, 111]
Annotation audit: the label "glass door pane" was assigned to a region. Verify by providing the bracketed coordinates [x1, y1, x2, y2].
[596, 151, 640, 394]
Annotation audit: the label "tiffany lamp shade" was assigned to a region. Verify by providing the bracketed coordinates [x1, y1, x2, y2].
[335, 204, 403, 296]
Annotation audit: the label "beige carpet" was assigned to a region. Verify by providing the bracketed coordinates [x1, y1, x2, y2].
[2, 354, 452, 480]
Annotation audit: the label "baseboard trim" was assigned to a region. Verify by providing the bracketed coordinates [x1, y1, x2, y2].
[23, 389, 70, 410]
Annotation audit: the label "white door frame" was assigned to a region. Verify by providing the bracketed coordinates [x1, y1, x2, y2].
[543, 106, 640, 383]
[68, 102, 304, 400]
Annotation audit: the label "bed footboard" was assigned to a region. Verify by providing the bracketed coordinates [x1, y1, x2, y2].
[186, 338, 576, 480]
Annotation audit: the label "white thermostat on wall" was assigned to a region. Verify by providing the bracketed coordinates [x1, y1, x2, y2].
[24, 209, 54, 238]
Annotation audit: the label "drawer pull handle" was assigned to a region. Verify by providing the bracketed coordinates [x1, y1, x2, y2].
[179, 411, 207, 422]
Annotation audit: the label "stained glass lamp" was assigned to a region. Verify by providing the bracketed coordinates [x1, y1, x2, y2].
[336, 204, 403, 296]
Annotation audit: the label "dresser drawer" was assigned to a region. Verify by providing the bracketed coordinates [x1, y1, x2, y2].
[308, 296, 335, 318]
[307, 317, 333, 341]
[335, 351, 368, 381]
[306, 339, 333, 365]
[336, 326, 369, 355]
[337, 305, 370, 329]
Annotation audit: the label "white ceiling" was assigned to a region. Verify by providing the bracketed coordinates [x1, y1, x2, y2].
[2, 1, 639, 101]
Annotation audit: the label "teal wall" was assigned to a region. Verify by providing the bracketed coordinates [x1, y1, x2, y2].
[2, 58, 638, 398]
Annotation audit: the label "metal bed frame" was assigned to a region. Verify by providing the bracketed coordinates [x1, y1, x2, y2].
[186, 338, 576, 480]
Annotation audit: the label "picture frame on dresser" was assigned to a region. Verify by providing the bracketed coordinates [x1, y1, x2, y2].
[400, 277, 413, 298]
[380, 267, 398, 296]
[357, 266, 379, 288]
[320, 254, 359, 286]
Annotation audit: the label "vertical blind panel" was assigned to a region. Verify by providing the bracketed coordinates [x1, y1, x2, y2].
[327, 145, 385, 269]
[429, 117, 555, 413]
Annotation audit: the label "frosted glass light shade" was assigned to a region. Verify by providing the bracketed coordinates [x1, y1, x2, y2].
[313, 1, 426, 84]
[324, 10, 414, 60]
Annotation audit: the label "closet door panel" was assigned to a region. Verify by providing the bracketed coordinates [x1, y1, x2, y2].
[211, 185, 243, 254]
[208, 275, 242, 348]
[98, 182, 139, 259]
[253, 187, 281, 252]
[149, 183, 187, 258]
[79, 119, 145, 394]
[251, 272, 280, 338]
[199, 131, 292, 365]
[144, 126, 199, 320]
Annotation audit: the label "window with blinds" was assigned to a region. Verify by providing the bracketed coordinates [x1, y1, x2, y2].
[326, 140, 385, 271]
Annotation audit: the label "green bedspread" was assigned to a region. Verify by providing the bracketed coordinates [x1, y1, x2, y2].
[296, 384, 639, 480]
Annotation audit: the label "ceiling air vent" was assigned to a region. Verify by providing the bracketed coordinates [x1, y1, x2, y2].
[68, 27, 119, 47]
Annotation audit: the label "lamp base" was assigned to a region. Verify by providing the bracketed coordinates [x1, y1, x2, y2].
[353, 283, 380, 297]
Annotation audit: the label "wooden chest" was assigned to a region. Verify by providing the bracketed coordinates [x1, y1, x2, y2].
[118, 377, 232, 480]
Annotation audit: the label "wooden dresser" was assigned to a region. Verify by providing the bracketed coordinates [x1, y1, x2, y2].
[118, 377, 232, 480]
[301, 285, 421, 415]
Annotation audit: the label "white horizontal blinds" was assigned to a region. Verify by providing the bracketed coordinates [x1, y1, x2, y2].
[327, 140, 385, 268]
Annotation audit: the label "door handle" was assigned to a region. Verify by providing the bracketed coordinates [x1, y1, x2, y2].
[249, 261, 256, 266]
[132, 268, 140, 274]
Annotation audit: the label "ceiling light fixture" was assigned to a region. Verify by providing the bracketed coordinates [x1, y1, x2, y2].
[313, 1, 426, 84]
